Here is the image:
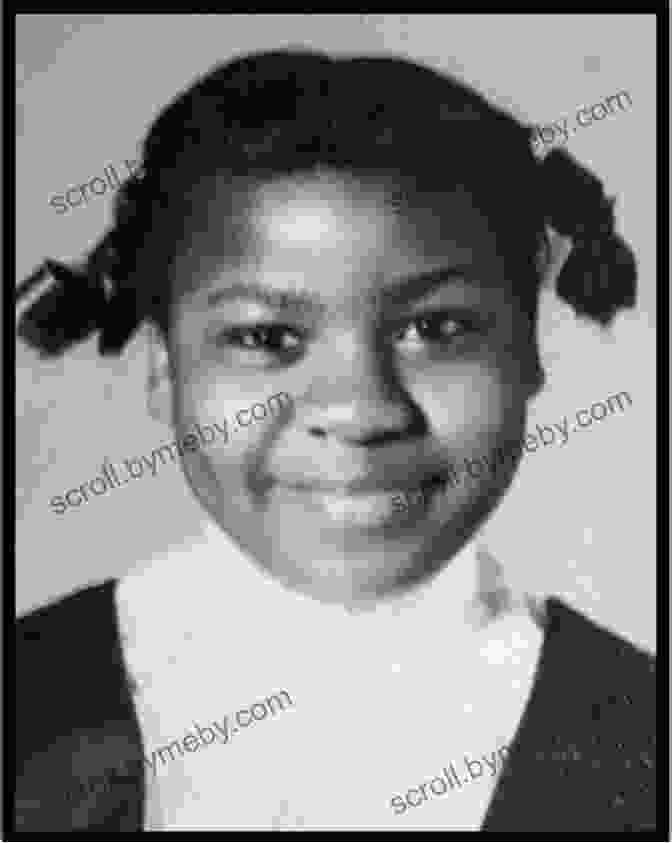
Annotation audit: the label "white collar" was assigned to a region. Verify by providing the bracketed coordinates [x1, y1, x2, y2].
[119, 516, 545, 833]
[118, 514, 541, 677]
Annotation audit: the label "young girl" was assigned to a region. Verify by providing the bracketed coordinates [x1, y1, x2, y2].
[15, 49, 655, 832]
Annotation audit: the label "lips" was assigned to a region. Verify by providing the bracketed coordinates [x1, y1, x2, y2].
[277, 468, 447, 496]
[313, 490, 405, 525]
[276, 473, 447, 530]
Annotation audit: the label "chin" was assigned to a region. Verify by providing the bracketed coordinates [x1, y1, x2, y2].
[281, 554, 411, 605]
[250, 520, 457, 601]
[188, 459, 514, 601]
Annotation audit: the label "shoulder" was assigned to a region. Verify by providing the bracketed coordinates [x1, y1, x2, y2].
[17, 579, 125, 704]
[16, 581, 145, 832]
[544, 596, 655, 695]
[17, 579, 119, 645]
[17, 579, 131, 736]
[16, 579, 127, 749]
[542, 597, 656, 745]
[537, 598, 655, 829]
[488, 597, 656, 832]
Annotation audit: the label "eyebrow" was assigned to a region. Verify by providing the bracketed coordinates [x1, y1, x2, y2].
[380, 266, 477, 307]
[204, 267, 476, 313]
[206, 282, 320, 313]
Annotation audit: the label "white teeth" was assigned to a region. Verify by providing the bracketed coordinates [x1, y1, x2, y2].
[281, 484, 440, 528]
[316, 491, 406, 525]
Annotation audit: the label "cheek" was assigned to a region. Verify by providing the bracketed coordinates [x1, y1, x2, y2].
[174, 375, 283, 470]
[417, 363, 511, 445]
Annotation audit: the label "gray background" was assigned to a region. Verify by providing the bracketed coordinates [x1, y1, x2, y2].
[16, 14, 656, 651]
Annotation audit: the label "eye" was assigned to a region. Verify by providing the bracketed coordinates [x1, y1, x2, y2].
[215, 324, 303, 354]
[391, 313, 479, 349]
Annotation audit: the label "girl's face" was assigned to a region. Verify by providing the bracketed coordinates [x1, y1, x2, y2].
[152, 168, 541, 604]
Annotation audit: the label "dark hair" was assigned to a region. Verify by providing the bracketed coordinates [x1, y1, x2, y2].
[16, 48, 636, 357]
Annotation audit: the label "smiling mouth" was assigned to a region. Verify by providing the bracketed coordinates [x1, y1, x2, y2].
[278, 474, 446, 530]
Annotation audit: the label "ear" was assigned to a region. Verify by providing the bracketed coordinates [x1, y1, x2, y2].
[146, 323, 174, 425]
[538, 227, 573, 291]
[523, 229, 573, 400]
[516, 303, 545, 402]
[525, 350, 546, 400]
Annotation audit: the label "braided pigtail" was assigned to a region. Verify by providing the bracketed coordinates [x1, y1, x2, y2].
[16, 170, 151, 358]
[542, 148, 637, 326]
[16, 241, 112, 358]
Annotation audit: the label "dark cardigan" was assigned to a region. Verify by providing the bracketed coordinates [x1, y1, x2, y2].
[15, 580, 656, 833]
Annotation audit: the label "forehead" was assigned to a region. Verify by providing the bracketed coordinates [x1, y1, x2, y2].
[171, 168, 507, 300]
[251, 173, 395, 247]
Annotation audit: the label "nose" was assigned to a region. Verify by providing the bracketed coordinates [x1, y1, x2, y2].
[299, 335, 425, 447]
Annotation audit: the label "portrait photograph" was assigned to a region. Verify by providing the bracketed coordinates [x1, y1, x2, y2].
[14, 12, 660, 834]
